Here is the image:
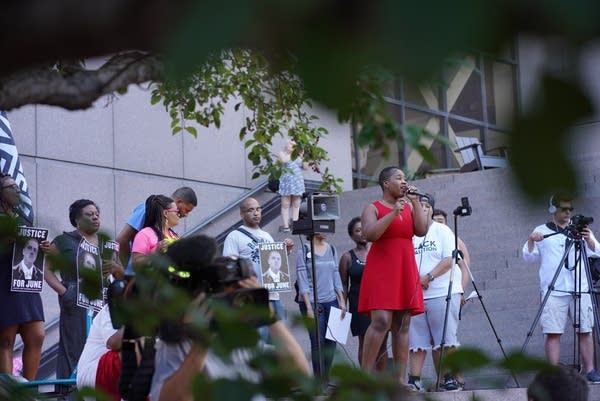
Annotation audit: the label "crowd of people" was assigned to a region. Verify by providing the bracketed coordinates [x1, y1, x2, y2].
[1, 164, 600, 400]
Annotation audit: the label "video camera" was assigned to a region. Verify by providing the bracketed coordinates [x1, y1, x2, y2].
[107, 235, 270, 340]
[566, 214, 594, 238]
[159, 254, 270, 342]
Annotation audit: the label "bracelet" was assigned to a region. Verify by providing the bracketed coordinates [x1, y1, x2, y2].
[427, 272, 434, 282]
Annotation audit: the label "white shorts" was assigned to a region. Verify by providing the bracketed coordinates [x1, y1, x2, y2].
[540, 293, 594, 334]
[409, 293, 461, 351]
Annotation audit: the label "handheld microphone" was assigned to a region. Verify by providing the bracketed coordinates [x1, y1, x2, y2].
[407, 190, 428, 198]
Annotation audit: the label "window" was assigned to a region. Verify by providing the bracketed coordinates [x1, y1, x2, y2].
[352, 46, 518, 188]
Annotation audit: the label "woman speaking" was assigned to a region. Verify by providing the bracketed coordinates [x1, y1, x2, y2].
[358, 166, 428, 385]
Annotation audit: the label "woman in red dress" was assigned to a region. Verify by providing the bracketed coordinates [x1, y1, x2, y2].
[358, 166, 428, 384]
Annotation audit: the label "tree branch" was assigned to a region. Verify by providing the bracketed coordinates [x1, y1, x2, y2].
[0, 52, 164, 110]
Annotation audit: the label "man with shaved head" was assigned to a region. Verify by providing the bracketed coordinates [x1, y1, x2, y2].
[223, 197, 293, 324]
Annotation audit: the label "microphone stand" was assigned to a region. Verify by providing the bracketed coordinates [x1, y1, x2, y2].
[438, 199, 519, 389]
[309, 234, 325, 380]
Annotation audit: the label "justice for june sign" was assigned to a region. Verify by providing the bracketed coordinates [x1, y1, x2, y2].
[76, 239, 103, 312]
[101, 239, 120, 301]
[11, 226, 48, 293]
[259, 242, 291, 292]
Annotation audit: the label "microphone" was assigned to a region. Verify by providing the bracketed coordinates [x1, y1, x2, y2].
[407, 190, 428, 198]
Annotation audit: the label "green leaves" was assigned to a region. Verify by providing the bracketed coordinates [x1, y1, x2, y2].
[153, 49, 341, 192]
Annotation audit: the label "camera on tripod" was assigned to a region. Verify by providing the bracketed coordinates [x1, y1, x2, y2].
[566, 214, 594, 237]
[453, 197, 472, 217]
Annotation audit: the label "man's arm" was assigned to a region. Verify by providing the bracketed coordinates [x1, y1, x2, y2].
[582, 227, 599, 254]
[116, 224, 138, 267]
[420, 256, 453, 289]
[268, 320, 311, 376]
[106, 328, 124, 351]
[158, 345, 208, 401]
[222, 232, 239, 257]
[523, 230, 543, 263]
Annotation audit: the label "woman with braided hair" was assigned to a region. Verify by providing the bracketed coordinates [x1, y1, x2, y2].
[131, 195, 180, 270]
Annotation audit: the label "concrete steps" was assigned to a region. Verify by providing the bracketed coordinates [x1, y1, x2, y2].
[265, 166, 600, 393]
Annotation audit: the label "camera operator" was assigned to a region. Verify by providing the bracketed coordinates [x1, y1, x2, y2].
[523, 194, 600, 383]
[149, 235, 310, 401]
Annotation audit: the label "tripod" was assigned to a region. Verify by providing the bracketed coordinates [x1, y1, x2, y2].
[436, 200, 520, 390]
[521, 232, 600, 373]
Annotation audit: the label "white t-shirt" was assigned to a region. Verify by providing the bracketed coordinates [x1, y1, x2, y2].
[76, 305, 118, 389]
[150, 339, 266, 401]
[523, 223, 600, 297]
[413, 221, 462, 299]
[222, 225, 279, 301]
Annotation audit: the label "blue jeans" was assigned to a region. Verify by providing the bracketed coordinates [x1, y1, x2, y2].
[299, 299, 338, 380]
[259, 300, 286, 343]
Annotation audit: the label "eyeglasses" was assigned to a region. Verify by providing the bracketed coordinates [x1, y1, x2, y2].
[166, 208, 180, 216]
[560, 207, 574, 212]
[1, 184, 19, 191]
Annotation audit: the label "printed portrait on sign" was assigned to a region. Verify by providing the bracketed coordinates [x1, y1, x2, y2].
[259, 242, 291, 292]
[76, 239, 103, 312]
[11, 227, 48, 293]
[101, 239, 120, 301]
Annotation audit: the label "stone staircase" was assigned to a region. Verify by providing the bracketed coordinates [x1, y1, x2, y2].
[262, 166, 600, 398]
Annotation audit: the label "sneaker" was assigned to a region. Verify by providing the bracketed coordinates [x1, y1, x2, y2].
[407, 376, 426, 393]
[586, 369, 600, 384]
[442, 373, 460, 391]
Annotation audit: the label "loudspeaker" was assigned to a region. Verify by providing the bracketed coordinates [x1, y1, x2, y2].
[292, 218, 335, 235]
[309, 194, 340, 221]
[548, 195, 556, 214]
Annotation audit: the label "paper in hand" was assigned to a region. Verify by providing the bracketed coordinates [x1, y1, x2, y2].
[325, 306, 352, 345]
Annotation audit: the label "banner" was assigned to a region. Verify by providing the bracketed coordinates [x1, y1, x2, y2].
[76, 239, 103, 312]
[11, 226, 48, 293]
[259, 242, 291, 292]
[0, 111, 34, 224]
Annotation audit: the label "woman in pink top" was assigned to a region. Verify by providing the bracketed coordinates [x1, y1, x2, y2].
[131, 195, 180, 270]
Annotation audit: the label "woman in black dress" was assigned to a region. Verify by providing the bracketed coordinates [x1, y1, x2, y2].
[339, 217, 388, 371]
[45, 199, 123, 379]
[0, 174, 48, 379]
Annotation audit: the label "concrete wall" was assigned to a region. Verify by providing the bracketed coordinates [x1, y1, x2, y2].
[6, 86, 353, 240]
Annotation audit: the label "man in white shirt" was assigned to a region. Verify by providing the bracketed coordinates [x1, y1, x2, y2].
[408, 194, 467, 392]
[523, 194, 600, 383]
[222, 197, 293, 322]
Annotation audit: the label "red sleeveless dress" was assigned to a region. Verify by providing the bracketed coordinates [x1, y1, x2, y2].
[358, 201, 424, 316]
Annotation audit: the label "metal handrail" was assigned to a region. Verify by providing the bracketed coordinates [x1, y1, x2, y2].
[184, 180, 270, 237]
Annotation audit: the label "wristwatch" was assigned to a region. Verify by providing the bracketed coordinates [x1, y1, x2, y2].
[427, 272, 434, 282]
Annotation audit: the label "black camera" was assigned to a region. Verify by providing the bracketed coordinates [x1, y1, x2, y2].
[217, 256, 256, 284]
[160, 257, 270, 342]
[453, 197, 472, 217]
[568, 214, 594, 236]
